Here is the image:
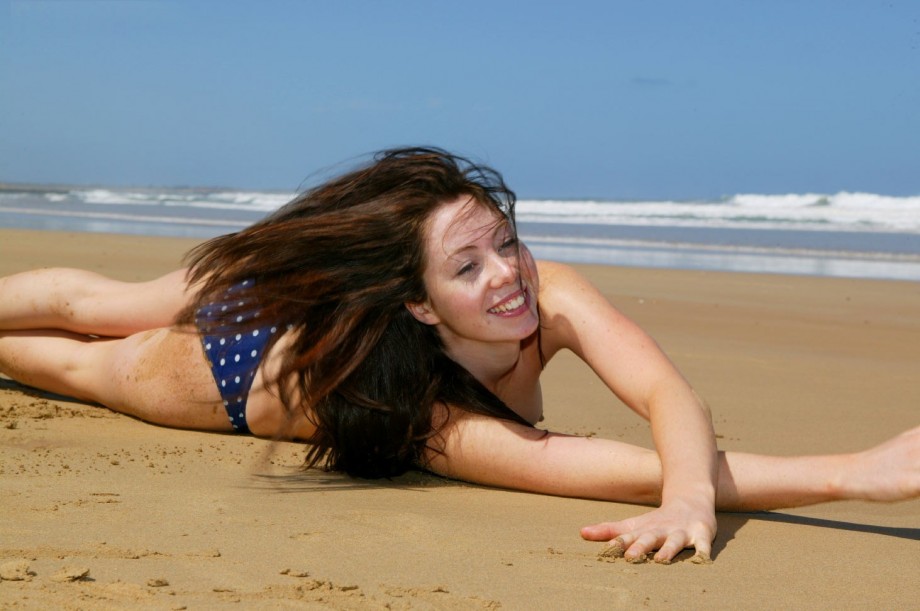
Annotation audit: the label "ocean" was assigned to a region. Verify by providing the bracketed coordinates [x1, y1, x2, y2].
[1, 185, 919, 281]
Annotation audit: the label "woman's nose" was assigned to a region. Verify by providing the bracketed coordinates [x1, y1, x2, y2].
[488, 253, 518, 288]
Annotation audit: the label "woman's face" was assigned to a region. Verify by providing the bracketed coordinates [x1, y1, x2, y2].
[407, 196, 539, 348]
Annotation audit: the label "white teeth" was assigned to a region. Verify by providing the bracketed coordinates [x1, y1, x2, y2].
[489, 293, 525, 313]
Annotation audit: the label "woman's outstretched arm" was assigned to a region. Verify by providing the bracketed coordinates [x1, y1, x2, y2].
[533, 261, 719, 562]
[0, 268, 191, 337]
[425, 411, 920, 557]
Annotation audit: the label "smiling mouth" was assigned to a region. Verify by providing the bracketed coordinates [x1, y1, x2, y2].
[488, 288, 528, 315]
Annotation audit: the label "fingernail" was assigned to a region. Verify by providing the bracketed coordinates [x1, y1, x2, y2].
[690, 552, 713, 565]
[598, 544, 625, 559]
[625, 553, 648, 564]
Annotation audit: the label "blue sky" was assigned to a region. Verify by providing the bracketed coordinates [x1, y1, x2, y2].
[1, 0, 918, 199]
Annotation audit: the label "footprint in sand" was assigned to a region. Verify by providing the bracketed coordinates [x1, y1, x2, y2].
[51, 566, 91, 582]
[0, 560, 36, 581]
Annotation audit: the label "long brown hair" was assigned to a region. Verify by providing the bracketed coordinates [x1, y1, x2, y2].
[179, 147, 533, 478]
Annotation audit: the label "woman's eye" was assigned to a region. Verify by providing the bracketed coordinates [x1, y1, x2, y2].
[457, 262, 477, 276]
[499, 237, 518, 252]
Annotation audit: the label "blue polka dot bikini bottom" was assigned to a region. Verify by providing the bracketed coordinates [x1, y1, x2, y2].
[194, 280, 279, 434]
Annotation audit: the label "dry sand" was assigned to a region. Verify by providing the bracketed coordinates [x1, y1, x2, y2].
[1, 228, 918, 610]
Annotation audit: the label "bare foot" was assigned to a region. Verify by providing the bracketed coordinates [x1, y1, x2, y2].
[845, 426, 920, 502]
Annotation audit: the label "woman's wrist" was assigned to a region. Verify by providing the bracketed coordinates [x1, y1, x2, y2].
[661, 477, 717, 510]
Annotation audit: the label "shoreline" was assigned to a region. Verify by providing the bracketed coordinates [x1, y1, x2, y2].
[3, 215, 920, 281]
[1, 228, 918, 608]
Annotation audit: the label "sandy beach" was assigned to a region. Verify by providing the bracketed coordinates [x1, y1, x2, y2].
[1, 228, 918, 610]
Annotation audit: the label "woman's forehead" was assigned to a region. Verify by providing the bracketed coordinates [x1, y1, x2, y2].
[426, 196, 506, 256]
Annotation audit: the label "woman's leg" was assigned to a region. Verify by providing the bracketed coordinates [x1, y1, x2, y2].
[0, 326, 233, 432]
[0, 268, 191, 337]
[715, 429, 920, 510]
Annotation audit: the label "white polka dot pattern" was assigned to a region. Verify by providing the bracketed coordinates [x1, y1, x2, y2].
[194, 279, 282, 434]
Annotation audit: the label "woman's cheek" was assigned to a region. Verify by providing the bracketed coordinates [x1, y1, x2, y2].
[520, 243, 539, 293]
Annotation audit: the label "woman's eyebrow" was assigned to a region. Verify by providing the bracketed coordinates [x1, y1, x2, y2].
[447, 244, 478, 259]
[445, 222, 508, 259]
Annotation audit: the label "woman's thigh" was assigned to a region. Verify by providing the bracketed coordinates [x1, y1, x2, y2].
[0, 268, 192, 337]
[64, 268, 194, 336]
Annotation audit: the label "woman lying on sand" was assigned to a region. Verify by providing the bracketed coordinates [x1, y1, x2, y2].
[0, 148, 917, 563]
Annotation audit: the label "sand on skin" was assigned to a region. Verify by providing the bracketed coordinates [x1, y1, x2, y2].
[1, 228, 918, 610]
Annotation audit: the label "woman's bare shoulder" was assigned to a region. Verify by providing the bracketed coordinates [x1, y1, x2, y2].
[535, 258, 577, 280]
[534, 260, 601, 353]
[535, 260, 603, 316]
[535, 259, 580, 293]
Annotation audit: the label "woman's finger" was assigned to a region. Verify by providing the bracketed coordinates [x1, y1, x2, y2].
[690, 531, 713, 564]
[625, 531, 661, 561]
[652, 531, 689, 564]
[580, 521, 627, 541]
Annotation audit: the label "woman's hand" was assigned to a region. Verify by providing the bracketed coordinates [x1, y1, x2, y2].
[580, 499, 717, 564]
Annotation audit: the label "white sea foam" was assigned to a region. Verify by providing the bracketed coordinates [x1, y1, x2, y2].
[5, 187, 919, 234]
[71, 188, 291, 212]
[516, 192, 920, 232]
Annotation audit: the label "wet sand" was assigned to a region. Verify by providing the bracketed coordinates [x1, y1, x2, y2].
[1, 228, 918, 609]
